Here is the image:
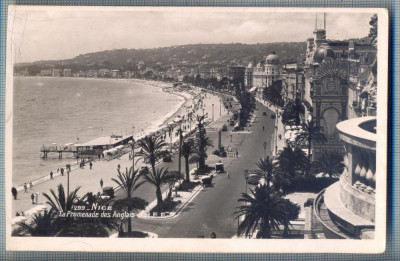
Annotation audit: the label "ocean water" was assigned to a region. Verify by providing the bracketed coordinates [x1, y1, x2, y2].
[12, 77, 183, 186]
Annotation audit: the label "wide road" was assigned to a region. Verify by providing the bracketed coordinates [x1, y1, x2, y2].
[127, 101, 276, 238]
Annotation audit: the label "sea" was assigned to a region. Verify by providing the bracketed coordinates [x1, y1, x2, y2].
[12, 76, 184, 187]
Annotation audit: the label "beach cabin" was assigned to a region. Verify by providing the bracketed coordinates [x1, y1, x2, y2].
[76, 134, 133, 162]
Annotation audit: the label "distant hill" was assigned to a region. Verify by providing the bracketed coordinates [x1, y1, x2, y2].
[14, 37, 369, 76]
[14, 42, 307, 75]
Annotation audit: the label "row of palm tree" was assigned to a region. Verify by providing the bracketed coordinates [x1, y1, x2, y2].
[18, 113, 215, 237]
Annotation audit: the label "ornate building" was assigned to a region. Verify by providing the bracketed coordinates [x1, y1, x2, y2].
[302, 16, 376, 159]
[306, 13, 379, 239]
[244, 51, 281, 90]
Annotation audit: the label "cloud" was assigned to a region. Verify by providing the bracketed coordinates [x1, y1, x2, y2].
[9, 7, 375, 63]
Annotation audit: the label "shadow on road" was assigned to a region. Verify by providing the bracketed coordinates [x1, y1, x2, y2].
[181, 202, 195, 213]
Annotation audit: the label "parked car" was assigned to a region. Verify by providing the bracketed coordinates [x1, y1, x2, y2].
[102, 186, 114, 198]
[271, 114, 276, 119]
[222, 124, 228, 131]
[163, 155, 172, 162]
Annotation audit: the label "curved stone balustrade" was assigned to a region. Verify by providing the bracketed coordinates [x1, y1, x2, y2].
[313, 117, 377, 239]
[336, 116, 376, 189]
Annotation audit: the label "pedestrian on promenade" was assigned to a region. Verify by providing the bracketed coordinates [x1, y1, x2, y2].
[226, 171, 230, 179]
[23, 183, 27, 192]
[211, 232, 216, 238]
[35, 192, 39, 204]
[16, 212, 20, 216]
[235, 149, 239, 158]
[263, 126, 265, 131]
[21, 211, 25, 216]
[117, 164, 120, 171]
[61, 168, 64, 176]
[29, 181, 33, 190]
[90, 162, 93, 170]
[50, 171, 53, 179]
[66, 164, 71, 172]
[100, 179, 103, 189]
[57, 168, 59, 173]
[11, 187, 17, 200]
[31, 193, 35, 204]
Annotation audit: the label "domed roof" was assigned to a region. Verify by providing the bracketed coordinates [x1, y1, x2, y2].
[313, 43, 335, 63]
[266, 51, 280, 65]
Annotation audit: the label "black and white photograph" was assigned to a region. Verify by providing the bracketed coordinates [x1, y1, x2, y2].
[5, 6, 388, 253]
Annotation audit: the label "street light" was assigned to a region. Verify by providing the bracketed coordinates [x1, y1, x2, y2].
[129, 139, 135, 172]
[219, 97, 222, 116]
[212, 103, 214, 121]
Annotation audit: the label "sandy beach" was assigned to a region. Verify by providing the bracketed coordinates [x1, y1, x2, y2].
[10, 82, 227, 220]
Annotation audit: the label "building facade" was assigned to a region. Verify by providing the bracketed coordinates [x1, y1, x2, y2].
[244, 51, 281, 90]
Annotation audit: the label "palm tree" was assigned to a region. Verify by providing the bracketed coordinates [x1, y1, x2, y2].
[136, 135, 170, 175]
[176, 126, 185, 178]
[112, 167, 146, 234]
[311, 152, 345, 178]
[255, 156, 274, 189]
[295, 118, 327, 162]
[234, 184, 292, 238]
[19, 209, 60, 236]
[273, 146, 308, 193]
[42, 184, 117, 237]
[42, 183, 81, 213]
[181, 139, 196, 182]
[194, 115, 214, 170]
[141, 167, 174, 215]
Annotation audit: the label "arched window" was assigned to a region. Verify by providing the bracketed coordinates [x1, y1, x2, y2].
[320, 109, 340, 139]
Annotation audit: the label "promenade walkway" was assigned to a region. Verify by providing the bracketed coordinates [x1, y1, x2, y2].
[124, 100, 278, 238]
[10, 88, 226, 220]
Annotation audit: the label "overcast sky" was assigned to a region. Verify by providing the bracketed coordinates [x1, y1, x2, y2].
[8, 7, 375, 63]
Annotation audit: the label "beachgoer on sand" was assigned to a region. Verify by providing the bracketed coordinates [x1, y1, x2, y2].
[31, 193, 35, 204]
[90, 162, 93, 170]
[11, 187, 17, 200]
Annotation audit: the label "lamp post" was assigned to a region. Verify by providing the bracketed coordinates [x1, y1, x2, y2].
[129, 139, 135, 172]
[67, 170, 70, 197]
[219, 97, 222, 116]
[212, 103, 214, 121]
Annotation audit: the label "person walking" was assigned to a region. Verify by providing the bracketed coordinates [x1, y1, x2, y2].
[11, 187, 17, 200]
[35, 192, 39, 204]
[117, 164, 120, 171]
[50, 171, 53, 179]
[23, 183, 27, 192]
[100, 178, 103, 189]
[226, 171, 230, 179]
[61, 168, 64, 176]
[31, 193, 35, 204]
[235, 149, 239, 158]
[90, 162, 93, 170]
[29, 181, 33, 190]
